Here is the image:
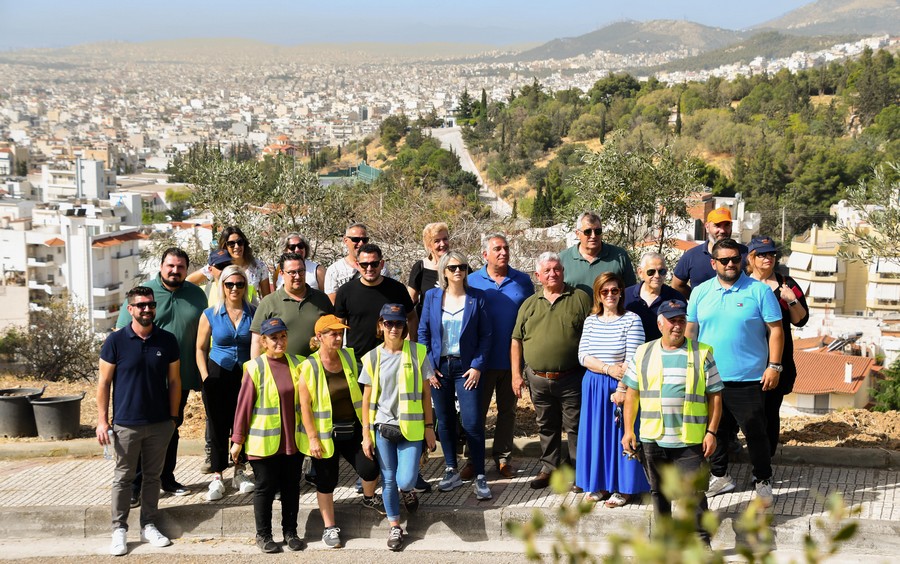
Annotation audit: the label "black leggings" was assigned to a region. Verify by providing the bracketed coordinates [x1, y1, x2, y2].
[249, 453, 303, 537]
[202, 359, 244, 473]
[310, 424, 380, 494]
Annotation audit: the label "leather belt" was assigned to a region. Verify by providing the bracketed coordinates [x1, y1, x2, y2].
[531, 367, 580, 380]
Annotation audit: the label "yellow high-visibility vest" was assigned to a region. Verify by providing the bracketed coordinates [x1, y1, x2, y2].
[297, 348, 362, 458]
[243, 353, 306, 457]
[362, 341, 427, 442]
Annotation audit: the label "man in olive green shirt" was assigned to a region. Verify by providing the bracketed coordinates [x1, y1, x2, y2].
[559, 211, 636, 296]
[511, 252, 592, 489]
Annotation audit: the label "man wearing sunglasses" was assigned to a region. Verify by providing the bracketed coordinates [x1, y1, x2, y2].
[686, 238, 783, 508]
[324, 223, 391, 304]
[672, 207, 748, 299]
[559, 212, 636, 297]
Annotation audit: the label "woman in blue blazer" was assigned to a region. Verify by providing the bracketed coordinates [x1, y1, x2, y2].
[418, 250, 493, 500]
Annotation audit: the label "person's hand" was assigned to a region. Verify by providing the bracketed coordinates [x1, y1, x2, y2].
[512, 373, 526, 399]
[96, 421, 111, 444]
[702, 432, 717, 458]
[621, 432, 638, 456]
[463, 368, 481, 390]
[230, 442, 243, 463]
[309, 437, 324, 459]
[610, 390, 626, 406]
[779, 284, 797, 304]
[761, 367, 780, 391]
[429, 371, 441, 389]
[362, 434, 375, 460]
[424, 427, 437, 451]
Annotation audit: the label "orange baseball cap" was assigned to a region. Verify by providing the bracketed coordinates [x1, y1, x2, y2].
[315, 314, 349, 334]
[706, 207, 732, 224]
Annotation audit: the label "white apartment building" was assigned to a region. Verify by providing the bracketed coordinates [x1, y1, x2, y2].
[40, 158, 116, 203]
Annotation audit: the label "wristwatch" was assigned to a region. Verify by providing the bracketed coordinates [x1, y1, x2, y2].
[767, 363, 783, 373]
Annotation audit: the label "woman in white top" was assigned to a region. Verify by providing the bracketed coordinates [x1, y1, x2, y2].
[188, 226, 271, 304]
[273, 232, 325, 291]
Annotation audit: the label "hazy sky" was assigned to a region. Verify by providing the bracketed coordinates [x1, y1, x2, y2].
[1, 0, 815, 50]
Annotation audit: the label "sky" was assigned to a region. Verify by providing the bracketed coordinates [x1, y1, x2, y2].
[0, 0, 815, 50]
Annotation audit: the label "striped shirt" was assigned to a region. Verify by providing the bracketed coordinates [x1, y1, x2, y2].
[623, 342, 724, 448]
[577, 312, 645, 367]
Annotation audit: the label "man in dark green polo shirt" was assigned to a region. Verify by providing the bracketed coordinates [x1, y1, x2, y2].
[250, 252, 334, 358]
[116, 247, 207, 498]
[511, 252, 592, 489]
[559, 211, 636, 296]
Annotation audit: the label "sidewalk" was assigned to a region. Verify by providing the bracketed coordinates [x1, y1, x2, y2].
[0, 439, 898, 556]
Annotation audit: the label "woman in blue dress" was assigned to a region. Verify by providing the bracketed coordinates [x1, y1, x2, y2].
[575, 272, 649, 507]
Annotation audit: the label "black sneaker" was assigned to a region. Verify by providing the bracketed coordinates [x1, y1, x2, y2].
[283, 530, 306, 551]
[161, 481, 190, 496]
[130, 490, 141, 508]
[387, 526, 404, 551]
[401, 490, 419, 513]
[256, 534, 281, 553]
[362, 495, 387, 515]
[413, 473, 432, 493]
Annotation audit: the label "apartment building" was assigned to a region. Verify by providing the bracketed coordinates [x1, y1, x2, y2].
[40, 158, 116, 203]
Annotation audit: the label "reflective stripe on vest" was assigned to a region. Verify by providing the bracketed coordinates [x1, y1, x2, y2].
[244, 353, 306, 457]
[297, 348, 362, 458]
[363, 341, 426, 442]
[634, 339, 710, 444]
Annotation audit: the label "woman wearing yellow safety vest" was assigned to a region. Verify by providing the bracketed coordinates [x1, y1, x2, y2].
[297, 314, 383, 549]
[230, 318, 314, 554]
[359, 303, 437, 552]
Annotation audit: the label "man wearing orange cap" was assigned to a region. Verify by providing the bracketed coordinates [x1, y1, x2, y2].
[671, 207, 747, 299]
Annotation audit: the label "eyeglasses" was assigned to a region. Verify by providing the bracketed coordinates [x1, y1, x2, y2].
[714, 256, 742, 265]
[446, 264, 466, 273]
[579, 228, 601, 237]
[382, 320, 405, 329]
[756, 252, 776, 259]
[645, 268, 667, 277]
[358, 261, 381, 270]
[225, 239, 245, 248]
[224, 281, 246, 290]
[283, 269, 305, 277]
[599, 288, 621, 297]
[346, 236, 369, 244]
[286, 243, 304, 251]
[130, 301, 157, 310]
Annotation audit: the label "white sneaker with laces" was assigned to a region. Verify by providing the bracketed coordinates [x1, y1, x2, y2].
[140, 523, 171, 547]
[706, 474, 736, 497]
[234, 468, 256, 494]
[110, 527, 127, 556]
[206, 476, 225, 501]
[754, 479, 774, 508]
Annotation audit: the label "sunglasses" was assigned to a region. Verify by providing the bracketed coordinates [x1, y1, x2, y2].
[358, 261, 381, 270]
[346, 236, 369, 244]
[213, 262, 232, 269]
[225, 239, 246, 248]
[645, 268, 667, 277]
[286, 243, 304, 251]
[224, 281, 246, 290]
[579, 228, 601, 237]
[382, 320, 405, 329]
[130, 301, 157, 310]
[600, 288, 621, 297]
[446, 264, 466, 273]
[756, 252, 776, 259]
[714, 256, 742, 265]
[283, 269, 305, 277]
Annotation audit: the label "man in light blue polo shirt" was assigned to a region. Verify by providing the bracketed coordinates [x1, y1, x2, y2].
[468, 233, 534, 477]
[686, 238, 783, 508]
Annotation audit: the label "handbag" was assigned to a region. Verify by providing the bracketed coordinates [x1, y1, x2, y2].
[377, 423, 404, 443]
[332, 420, 356, 441]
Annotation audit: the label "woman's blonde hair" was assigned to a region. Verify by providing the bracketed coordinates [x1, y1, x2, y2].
[422, 222, 449, 259]
[214, 265, 249, 314]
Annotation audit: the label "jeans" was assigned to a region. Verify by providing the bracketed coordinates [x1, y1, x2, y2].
[432, 356, 486, 474]
[641, 442, 711, 543]
[480, 369, 516, 466]
[375, 429, 422, 522]
[111, 420, 174, 530]
[133, 389, 189, 493]
[248, 453, 303, 538]
[710, 382, 772, 481]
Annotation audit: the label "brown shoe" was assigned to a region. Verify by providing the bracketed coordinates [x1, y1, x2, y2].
[531, 471, 551, 489]
[498, 463, 514, 478]
[459, 463, 475, 481]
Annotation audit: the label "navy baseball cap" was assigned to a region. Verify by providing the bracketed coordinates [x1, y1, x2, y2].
[260, 317, 288, 336]
[748, 236, 778, 255]
[379, 303, 407, 322]
[658, 300, 687, 320]
[208, 248, 232, 268]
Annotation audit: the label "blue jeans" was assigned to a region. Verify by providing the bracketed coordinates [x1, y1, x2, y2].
[432, 357, 486, 474]
[375, 429, 422, 521]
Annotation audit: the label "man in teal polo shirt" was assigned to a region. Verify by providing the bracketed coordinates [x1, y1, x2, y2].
[559, 212, 636, 296]
[116, 247, 207, 500]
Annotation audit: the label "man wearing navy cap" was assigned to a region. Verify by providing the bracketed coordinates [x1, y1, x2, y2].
[622, 299, 723, 545]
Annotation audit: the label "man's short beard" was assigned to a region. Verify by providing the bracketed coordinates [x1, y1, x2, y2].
[164, 276, 184, 288]
[135, 316, 153, 327]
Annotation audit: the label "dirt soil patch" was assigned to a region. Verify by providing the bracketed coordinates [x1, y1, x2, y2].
[3, 374, 899, 451]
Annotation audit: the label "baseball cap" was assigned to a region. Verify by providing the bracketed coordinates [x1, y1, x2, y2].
[259, 317, 288, 336]
[379, 303, 407, 322]
[706, 207, 733, 224]
[208, 248, 232, 268]
[315, 314, 349, 334]
[748, 236, 778, 255]
[658, 300, 688, 320]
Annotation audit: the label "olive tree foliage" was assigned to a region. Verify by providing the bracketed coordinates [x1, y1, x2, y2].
[835, 162, 900, 265]
[18, 298, 101, 382]
[567, 133, 702, 264]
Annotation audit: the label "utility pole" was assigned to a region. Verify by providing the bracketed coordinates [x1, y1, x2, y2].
[781, 207, 786, 242]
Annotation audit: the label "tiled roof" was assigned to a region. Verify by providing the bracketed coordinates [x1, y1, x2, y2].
[43, 237, 65, 247]
[793, 335, 835, 351]
[792, 351, 874, 395]
[91, 231, 147, 248]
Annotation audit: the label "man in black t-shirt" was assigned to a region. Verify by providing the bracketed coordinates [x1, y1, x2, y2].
[335, 244, 417, 356]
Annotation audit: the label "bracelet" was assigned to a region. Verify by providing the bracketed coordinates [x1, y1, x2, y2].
[788, 300, 798, 307]
[706, 429, 717, 438]
[616, 387, 627, 393]
[425, 423, 434, 429]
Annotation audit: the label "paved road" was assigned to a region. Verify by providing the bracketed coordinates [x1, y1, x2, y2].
[429, 127, 513, 218]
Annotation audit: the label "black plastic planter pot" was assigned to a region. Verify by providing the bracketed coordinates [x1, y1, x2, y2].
[0, 387, 45, 437]
[29, 391, 86, 440]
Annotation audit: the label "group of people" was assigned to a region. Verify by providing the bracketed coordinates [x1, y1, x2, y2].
[95, 208, 809, 555]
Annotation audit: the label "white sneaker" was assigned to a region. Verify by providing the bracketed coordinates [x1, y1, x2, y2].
[206, 476, 225, 501]
[140, 523, 171, 547]
[706, 474, 736, 497]
[110, 527, 127, 556]
[234, 468, 255, 494]
[754, 479, 774, 508]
